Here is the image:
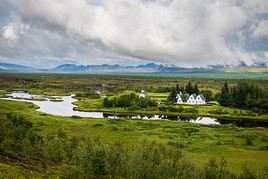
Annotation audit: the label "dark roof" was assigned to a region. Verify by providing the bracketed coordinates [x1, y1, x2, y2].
[191, 94, 197, 98]
[182, 94, 190, 98]
[198, 94, 206, 100]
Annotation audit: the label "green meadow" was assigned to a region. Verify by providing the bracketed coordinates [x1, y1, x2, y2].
[0, 99, 267, 176]
[0, 73, 267, 178]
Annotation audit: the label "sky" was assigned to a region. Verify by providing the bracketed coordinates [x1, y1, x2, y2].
[0, 0, 267, 68]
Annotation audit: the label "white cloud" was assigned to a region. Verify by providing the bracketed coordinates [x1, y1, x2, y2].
[0, 0, 267, 67]
[2, 24, 17, 42]
[252, 20, 268, 39]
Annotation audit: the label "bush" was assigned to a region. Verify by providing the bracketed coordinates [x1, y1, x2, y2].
[103, 93, 157, 109]
[158, 105, 168, 111]
[168, 141, 185, 148]
[76, 91, 100, 99]
[184, 108, 199, 114]
[245, 137, 253, 146]
[0, 113, 42, 156]
[158, 105, 184, 112]
[209, 109, 229, 115]
[0, 113, 266, 179]
[154, 87, 171, 93]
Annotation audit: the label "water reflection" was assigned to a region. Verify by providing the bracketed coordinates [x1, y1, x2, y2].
[1, 91, 267, 127]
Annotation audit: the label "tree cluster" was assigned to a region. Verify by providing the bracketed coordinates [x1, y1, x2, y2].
[218, 80, 268, 112]
[103, 93, 157, 108]
[168, 82, 201, 103]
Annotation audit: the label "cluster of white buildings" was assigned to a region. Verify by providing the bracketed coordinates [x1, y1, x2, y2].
[176, 92, 206, 105]
[139, 90, 206, 105]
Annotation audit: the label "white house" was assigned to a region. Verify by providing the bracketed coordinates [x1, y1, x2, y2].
[176, 94, 183, 104]
[139, 89, 147, 98]
[195, 94, 206, 105]
[186, 94, 197, 105]
[175, 92, 206, 105]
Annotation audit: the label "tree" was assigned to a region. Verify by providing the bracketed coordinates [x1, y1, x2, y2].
[218, 82, 231, 106]
[91, 146, 106, 176]
[194, 83, 199, 94]
[176, 83, 180, 93]
[103, 97, 113, 107]
[218, 80, 268, 109]
[201, 90, 213, 101]
[168, 87, 177, 103]
[185, 81, 194, 94]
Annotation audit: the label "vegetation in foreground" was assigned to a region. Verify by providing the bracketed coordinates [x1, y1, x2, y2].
[0, 73, 268, 178]
[0, 99, 267, 178]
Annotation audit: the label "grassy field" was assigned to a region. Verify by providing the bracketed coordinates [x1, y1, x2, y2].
[0, 99, 267, 175]
[1, 73, 268, 95]
[0, 72, 268, 177]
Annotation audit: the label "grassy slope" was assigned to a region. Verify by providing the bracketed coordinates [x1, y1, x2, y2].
[0, 163, 44, 179]
[0, 99, 267, 175]
[0, 149, 60, 179]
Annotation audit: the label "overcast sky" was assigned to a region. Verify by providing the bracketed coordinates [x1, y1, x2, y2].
[0, 0, 267, 68]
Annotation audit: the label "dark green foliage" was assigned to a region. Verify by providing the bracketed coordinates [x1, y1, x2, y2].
[168, 141, 185, 148]
[184, 108, 199, 114]
[91, 145, 106, 176]
[200, 90, 213, 101]
[185, 81, 199, 94]
[245, 135, 254, 146]
[209, 109, 229, 115]
[201, 157, 235, 179]
[176, 83, 180, 93]
[0, 113, 42, 156]
[186, 81, 194, 94]
[103, 97, 114, 107]
[167, 87, 177, 103]
[194, 83, 199, 94]
[155, 87, 171, 93]
[218, 80, 268, 111]
[158, 105, 184, 112]
[218, 82, 232, 106]
[76, 91, 100, 99]
[103, 93, 157, 108]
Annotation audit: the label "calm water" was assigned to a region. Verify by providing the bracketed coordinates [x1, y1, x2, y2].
[2, 91, 267, 127]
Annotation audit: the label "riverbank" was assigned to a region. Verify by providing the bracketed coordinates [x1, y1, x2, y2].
[3, 91, 268, 127]
[73, 97, 268, 122]
[0, 99, 267, 174]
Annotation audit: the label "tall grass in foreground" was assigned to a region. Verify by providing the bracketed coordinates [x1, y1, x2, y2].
[0, 113, 267, 179]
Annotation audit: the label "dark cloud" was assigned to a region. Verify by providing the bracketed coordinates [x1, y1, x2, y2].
[0, 0, 267, 67]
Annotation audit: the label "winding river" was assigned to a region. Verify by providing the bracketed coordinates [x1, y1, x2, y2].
[1, 91, 267, 127]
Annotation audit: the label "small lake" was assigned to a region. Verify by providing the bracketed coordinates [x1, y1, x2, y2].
[2, 91, 267, 127]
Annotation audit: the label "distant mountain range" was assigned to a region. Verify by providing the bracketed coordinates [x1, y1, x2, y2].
[0, 63, 34, 71]
[0, 62, 267, 73]
[52, 63, 160, 73]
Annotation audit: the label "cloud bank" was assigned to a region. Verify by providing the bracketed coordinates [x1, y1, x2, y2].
[0, 0, 267, 67]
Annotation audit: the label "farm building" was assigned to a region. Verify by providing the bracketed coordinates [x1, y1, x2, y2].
[176, 93, 183, 104]
[177, 93, 206, 105]
[139, 89, 147, 98]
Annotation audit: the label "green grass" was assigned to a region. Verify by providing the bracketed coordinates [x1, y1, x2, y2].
[0, 72, 268, 177]
[0, 163, 46, 179]
[0, 99, 267, 174]
[73, 92, 268, 121]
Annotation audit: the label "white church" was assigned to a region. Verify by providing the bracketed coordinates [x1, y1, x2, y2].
[176, 92, 206, 105]
[139, 89, 147, 98]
